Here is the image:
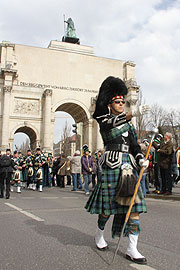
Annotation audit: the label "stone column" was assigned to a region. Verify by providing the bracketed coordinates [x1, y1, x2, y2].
[83, 119, 93, 152]
[1, 86, 12, 150]
[87, 119, 93, 152]
[96, 123, 104, 150]
[43, 89, 52, 152]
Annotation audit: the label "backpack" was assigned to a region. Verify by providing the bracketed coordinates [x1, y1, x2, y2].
[0, 155, 12, 167]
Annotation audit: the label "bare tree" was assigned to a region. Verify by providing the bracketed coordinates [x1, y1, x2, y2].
[148, 103, 168, 131]
[19, 138, 30, 155]
[147, 104, 180, 148]
[164, 110, 180, 148]
[61, 121, 72, 157]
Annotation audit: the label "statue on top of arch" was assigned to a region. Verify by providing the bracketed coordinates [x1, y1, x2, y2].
[65, 18, 77, 38]
[62, 16, 80, 44]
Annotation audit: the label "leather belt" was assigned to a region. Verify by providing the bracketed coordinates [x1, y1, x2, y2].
[105, 144, 129, 153]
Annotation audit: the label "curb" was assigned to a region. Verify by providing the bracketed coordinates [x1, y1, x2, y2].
[146, 193, 180, 201]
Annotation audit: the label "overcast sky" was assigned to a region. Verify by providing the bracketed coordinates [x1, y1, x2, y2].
[1, 0, 180, 145]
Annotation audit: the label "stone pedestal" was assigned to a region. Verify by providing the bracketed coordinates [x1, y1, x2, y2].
[62, 36, 80, 44]
[96, 123, 104, 151]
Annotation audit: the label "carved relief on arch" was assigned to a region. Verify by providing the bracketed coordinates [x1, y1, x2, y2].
[13, 98, 39, 114]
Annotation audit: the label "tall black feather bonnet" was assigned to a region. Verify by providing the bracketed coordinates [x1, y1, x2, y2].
[93, 76, 128, 119]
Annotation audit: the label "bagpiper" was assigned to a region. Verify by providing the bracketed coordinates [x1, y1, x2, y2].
[12, 150, 23, 193]
[32, 148, 44, 192]
[18, 151, 26, 188]
[24, 149, 34, 189]
[47, 153, 53, 186]
[85, 76, 149, 264]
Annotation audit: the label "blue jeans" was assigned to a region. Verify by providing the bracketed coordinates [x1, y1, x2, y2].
[72, 173, 82, 190]
[140, 173, 147, 197]
[83, 174, 92, 193]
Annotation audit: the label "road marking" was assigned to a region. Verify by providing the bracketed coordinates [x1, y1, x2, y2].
[20, 197, 35, 199]
[130, 263, 157, 270]
[62, 197, 79, 199]
[146, 198, 180, 204]
[40, 197, 59, 199]
[5, 203, 44, 222]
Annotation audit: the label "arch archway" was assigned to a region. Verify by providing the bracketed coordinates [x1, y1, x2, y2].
[15, 126, 37, 150]
[53, 101, 91, 155]
[53, 99, 90, 123]
[10, 125, 39, 152]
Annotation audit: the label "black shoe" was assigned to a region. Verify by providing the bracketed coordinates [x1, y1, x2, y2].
[71, 189, 77, 191]
[6, 194, 10, 199]
[0, 195, 4, 198]
[165, 191, 172, 195]
[126, 254, 147, 264]
[159, 191, 166, 194]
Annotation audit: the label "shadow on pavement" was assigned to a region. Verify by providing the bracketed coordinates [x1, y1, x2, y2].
[25, 219, 125, 266]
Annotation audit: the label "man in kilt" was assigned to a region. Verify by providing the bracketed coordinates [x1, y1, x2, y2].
[32, 148, 44, 192]
[85, 76, 149, 264]
[25, 149, 34, 189]
[12, 150, 24, 193]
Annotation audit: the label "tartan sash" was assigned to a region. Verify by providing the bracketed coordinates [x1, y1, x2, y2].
[101, 123, 137, 145]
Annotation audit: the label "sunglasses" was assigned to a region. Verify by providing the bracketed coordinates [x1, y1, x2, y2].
[113, 100, 125, 104]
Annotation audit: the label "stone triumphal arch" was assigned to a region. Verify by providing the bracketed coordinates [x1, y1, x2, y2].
[0, 40, 140, 153]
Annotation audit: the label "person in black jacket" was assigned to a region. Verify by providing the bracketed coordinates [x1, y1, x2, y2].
[52, 154, 61, 187]
[0, 149, 15, 199]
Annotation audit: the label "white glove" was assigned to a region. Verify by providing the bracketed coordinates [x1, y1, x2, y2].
[139, 159, 149, 169]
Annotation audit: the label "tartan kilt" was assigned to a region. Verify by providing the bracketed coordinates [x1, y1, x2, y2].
[85, 159, 147, 216]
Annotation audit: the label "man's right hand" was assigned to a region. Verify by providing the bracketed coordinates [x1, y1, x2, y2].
[126, 112, 133, 121]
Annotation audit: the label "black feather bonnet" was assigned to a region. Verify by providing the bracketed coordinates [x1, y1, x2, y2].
[93, 76, 128, 119]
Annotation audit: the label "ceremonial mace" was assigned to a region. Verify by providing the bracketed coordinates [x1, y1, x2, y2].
[111, 128, 158, 264]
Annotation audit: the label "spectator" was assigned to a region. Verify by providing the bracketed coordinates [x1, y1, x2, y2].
[157, 132, 173, 195]
[57, 154, 66, 188]
[69, 150, 82, 191]
[81, 145, 94, 195]
[152, 134, 163, 193]
[92, 155, 96, 188]
[139, 142, 148, 197]
[0, 149, 15, 199]
[171, 149, 178, 186]
[148, 152, 154, 189]
[175, 146, 180, 184]
[52, 155, 61, 187]
[93, 150, 102, 187]
[66, 158, 72, 185]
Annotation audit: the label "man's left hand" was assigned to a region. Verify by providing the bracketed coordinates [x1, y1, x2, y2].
[139, 159, 149, 169]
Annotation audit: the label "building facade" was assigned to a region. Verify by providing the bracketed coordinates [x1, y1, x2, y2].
[0, 40, 140, 153]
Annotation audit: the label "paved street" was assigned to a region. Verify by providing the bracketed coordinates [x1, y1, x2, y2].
[0, 186, 180, 270]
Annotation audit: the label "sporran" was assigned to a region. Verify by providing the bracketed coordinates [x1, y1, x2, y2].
[115, 163, 140, 206]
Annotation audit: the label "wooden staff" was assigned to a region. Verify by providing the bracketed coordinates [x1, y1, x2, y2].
[111, 131, 157, 264]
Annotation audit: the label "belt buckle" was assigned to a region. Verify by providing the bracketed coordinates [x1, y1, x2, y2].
[122, 144, 129, 153]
